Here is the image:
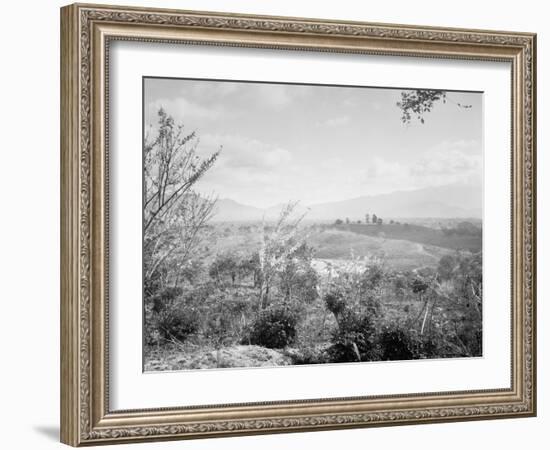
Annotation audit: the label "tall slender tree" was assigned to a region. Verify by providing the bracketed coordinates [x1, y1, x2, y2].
[143, 108, 221, 294]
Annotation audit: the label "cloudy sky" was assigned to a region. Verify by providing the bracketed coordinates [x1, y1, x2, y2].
[144, 77, 482, 209]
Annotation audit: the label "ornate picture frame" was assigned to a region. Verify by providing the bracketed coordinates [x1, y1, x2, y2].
[60, 3, 536, 446]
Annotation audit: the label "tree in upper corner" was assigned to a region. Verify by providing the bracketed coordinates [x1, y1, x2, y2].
[396, 89, 472, 124]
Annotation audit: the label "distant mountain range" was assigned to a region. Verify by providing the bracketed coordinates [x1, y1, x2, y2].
[210, 184, 482, 222]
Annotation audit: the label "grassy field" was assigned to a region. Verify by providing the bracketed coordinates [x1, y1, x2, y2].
[308, 228, 454, 270]
[205, 223, 459, 271]
[334, 223, 481, 253]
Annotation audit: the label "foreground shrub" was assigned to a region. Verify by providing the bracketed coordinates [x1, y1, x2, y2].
[327, 309, 380, 363]
[208, 254, 239, 285]
[203, 297, 252, 348]
[324, 290, 347, 319]
[379, 323, 421, 360]
[150, 286, 183, 313]
[291, 266, 320, 304]
[249, 305, 299, 349]
[157, 307, 200, 342]
[324, 264, 384, 321]
[455, 312, 483, 357]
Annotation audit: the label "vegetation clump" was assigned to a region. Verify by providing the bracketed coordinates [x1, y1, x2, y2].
[378, 323, 421, 360]
[328, 308, 380, 362]
[156, 306, 200, 343]
[249, 305, 299, 349]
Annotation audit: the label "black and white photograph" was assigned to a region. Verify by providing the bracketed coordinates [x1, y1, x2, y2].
[143, 77, 483, 372]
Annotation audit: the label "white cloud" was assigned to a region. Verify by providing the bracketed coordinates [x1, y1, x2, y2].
[355, 140, 482, 194]
[197, 138, 482, 207]
[146, 83, 299, 129]
[411, 140, 481, 178]
[371, 102, 382, 111]
[250, 84, 293, 108]
[318, 116, 350, 127]
[320, 157, 344, 169]
[146, 97, 225, 127]
[143, 79, 482, 208]
[181, 81, 240, 100]
[191, 133, 296, 206]
[200, 134, 292, 170]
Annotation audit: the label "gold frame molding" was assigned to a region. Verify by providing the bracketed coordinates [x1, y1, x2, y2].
[60, 3, 537, 446]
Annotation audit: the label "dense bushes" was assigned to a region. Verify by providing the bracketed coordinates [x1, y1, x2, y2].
[323, 265, 384, 362]
[378, 323, 421, 360]
[145, 282, 254, 346]
[151, 286, 183, 313]
[145, 286, 184, 344]
[319, 256, 484, 363]
[326, 314, 461, 363]
[145, 228, 483, 369]
[327, 308, 380, 362]
[156, 306, 200, 342]
[209, 254, 239, 285]
[248, 305, 299, 349]
[324, 290, 347, 318]
[282, 265, 319, 304]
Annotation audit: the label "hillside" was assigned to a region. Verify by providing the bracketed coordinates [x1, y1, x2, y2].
[332, 222, 482, 253]
[307, 184, 481, 220]
[211, 198, 264, 222]
[209, 184, 482, 222]
[203, 224, 479, 271]
[308, 228, 454, 270]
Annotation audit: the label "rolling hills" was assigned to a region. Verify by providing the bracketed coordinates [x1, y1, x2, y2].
[210, 184, 482, 222]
